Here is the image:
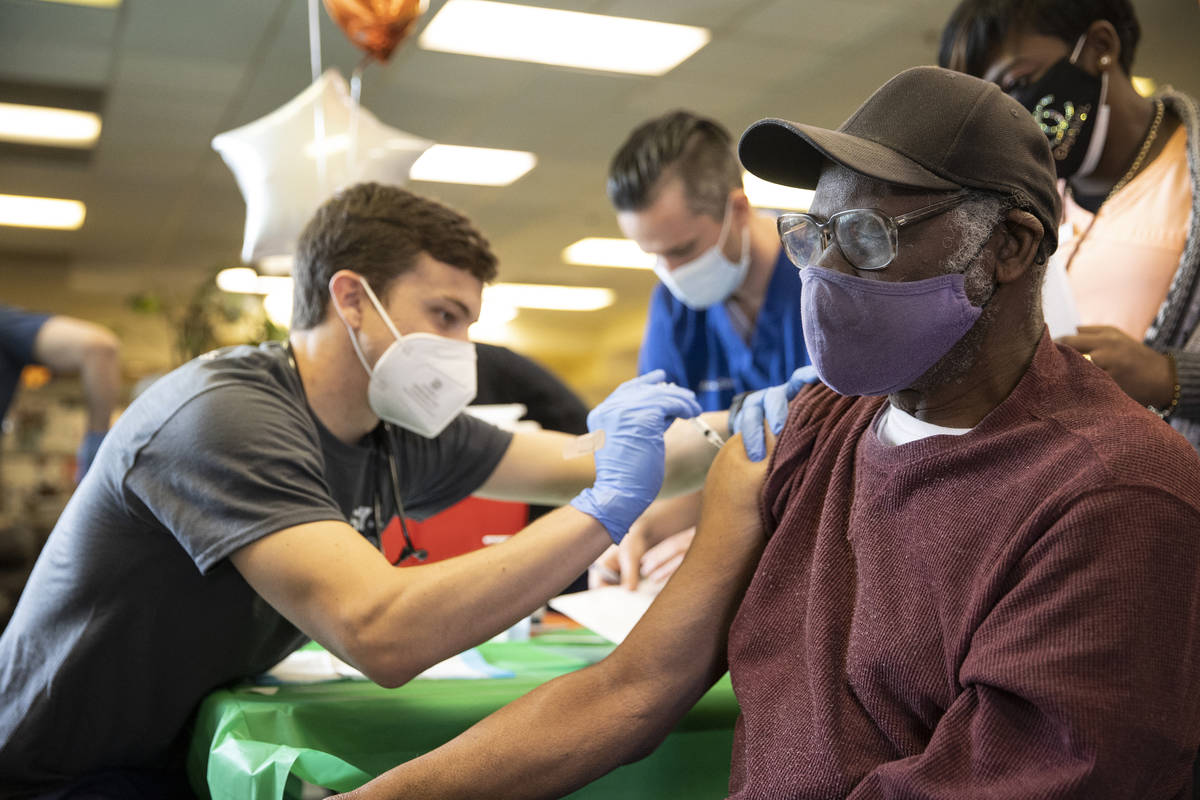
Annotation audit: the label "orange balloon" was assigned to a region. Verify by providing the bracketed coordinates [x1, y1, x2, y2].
[323, 0, 426, 63]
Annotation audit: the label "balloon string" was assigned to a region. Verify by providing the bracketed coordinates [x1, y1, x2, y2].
[348, 55, 371, 181]
[307, 0, 323, 83]
[308, 0, 327, 195]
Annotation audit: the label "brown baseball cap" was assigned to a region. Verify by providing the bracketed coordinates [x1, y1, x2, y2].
[738, 65, 1061, 254]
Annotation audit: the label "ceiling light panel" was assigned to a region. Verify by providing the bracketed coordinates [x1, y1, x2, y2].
[484, 283, 616, 311]
[409, 144, 536, 186]
[419, 0, 711, 76]
[743, 173, 814, 211]
[215, 268, 291, 295]
[562, 238, 655, 270]
[36, 0, 120, 6]
[1132, 76, 1157, 97]
[0, 194, 86, 230]
[0, 102, 101, 148]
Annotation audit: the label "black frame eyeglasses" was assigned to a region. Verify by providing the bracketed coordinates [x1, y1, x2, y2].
[777, 193, 969, 271]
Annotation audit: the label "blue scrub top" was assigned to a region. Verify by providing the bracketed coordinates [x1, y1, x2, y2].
[637, 248, 810, 411]
[0, 304, 49, 421]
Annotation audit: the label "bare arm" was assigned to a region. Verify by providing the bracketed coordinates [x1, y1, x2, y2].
[475, 410, 727, 506]
[333, 430, 772, 800]
[34, 315, 121, 432]
[230, 505, 612, 688]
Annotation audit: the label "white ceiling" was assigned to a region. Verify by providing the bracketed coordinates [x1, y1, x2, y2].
[1, 0, 1198, 383]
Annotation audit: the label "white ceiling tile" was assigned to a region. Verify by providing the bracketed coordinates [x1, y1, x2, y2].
[737, 0, 913, 47]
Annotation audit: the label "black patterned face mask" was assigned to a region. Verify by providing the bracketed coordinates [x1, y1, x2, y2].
[1009, 35, 1111, 179]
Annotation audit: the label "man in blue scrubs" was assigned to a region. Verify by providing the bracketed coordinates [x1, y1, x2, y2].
[608, 110, 809, 412]
[596, 110, 811, 588]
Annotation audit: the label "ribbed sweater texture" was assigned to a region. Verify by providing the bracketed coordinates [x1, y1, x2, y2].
[727, 333, 1200, 799]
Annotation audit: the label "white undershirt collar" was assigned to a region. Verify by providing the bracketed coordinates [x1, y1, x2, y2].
[874, 402, 973, 447]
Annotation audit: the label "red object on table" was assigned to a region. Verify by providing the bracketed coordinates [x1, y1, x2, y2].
[381, 497, 529, 566]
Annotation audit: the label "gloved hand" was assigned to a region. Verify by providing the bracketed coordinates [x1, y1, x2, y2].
[570, 370, 701, 543]
[75, 430, 106, 483]
[729, 366, 820, 462]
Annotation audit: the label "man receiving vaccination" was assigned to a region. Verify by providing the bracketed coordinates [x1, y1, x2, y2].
[336, 67, 1200, 800]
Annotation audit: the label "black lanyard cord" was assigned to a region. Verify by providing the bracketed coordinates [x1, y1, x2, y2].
[379, 423, 427, 565]
[286, 341, 425, 565]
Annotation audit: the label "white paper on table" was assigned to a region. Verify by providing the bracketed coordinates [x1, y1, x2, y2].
[548, 586, 658, 644]
[261, 647, 511, 684]
[1042, 243, 1080, 339]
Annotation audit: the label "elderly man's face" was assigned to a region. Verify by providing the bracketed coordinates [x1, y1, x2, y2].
[807, 164, 968, 283]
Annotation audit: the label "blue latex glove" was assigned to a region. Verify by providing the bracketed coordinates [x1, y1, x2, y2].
[730, 366, 820, 462]
[75, 430, 106, 482]
[570, 370, 702, 543]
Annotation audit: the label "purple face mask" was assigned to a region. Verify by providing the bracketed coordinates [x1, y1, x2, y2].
[800, 265, 983, 396]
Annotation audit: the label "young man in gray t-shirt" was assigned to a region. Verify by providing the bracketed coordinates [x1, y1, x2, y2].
[0, 184, 722, 798]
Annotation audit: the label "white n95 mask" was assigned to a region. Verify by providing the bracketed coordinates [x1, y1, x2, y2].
[340, 277, 477, 438]
[652, 199, 750, 310]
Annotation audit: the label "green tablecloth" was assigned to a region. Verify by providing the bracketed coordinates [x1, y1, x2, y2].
[187, 633, 739, 799]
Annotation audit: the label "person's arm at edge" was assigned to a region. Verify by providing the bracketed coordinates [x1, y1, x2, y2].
[331, 430, 773, 800]
[34, 315, 121, 433]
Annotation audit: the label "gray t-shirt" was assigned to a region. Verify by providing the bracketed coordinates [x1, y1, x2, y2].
[0, 342, 511, 793]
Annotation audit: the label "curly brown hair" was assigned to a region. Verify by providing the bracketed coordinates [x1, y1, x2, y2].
[292, 183, 498, 330]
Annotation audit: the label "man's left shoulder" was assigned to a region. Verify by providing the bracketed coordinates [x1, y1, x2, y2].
[1046, 400, 1200, 510]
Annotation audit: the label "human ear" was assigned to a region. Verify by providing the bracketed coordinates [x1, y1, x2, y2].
[1081, 19, 1122, 75]
[328, 269, 367, 329]
[728, 188, 752, 225]
[994, 209, 1043, 284]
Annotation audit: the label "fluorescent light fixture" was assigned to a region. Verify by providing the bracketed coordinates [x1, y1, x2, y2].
[216, 268, 259, 294]
[0, 102, 101, 149]
[1132, 76, 1157, 97]
[562, 237, 655, 270]
[216, 268, 292, 296]
[744, 173, 814, 211]
[36, 0, 120, 7]
[419, 0, 710, 76]
[469, 302, 519, 342]
[262, 287, 293, 329]
[484, 282, 616, 311]
[257, 254, 295, 275]
[0, 194, 86, 230]
[476, 303, 519, 325]
[409, 144, 536, 186]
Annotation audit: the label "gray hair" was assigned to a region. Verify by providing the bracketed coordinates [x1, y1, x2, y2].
[944, 190, 1046, 312]
[914, 189, 1043, 389]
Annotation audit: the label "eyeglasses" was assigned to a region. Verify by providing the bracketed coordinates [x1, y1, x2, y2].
[776, 193, 968, 271]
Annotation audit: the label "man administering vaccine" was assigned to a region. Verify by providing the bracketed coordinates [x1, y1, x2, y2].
[593, 110, 814, 590]
[0, 183, 724, 799]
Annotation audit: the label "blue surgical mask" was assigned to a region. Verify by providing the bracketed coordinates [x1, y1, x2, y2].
[653, 199, 750, 310]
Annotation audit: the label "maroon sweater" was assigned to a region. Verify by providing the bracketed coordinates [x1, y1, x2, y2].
[727, 333, 1200, 799]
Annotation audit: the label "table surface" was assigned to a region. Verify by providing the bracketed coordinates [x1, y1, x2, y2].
[187, 629, 740, 800]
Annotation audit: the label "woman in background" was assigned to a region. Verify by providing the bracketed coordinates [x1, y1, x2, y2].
[940, 0, 1200, 452]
